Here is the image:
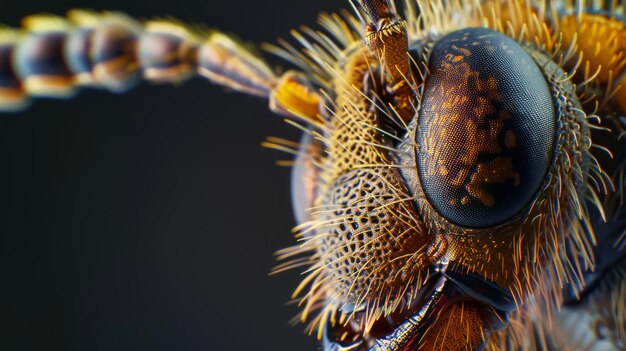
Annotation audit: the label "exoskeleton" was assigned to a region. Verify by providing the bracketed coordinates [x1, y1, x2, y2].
[1, 1, 625, 350]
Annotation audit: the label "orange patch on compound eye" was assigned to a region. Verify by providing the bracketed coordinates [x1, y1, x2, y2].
[467, 157, 520, 207]
[424, 61, 520, 208]
[560, 14, 626, 84]
[505, 130, 517, 148]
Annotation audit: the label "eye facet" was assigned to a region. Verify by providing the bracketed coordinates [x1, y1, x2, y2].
[416, 27, 556, 228]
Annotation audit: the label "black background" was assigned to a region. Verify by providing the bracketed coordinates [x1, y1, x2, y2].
[0, 1, 343, 350]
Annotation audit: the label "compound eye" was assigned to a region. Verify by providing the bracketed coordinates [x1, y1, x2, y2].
[416, 28, 556, 228]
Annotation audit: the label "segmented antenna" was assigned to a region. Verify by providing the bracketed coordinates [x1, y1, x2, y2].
[0, 10, 277, 111]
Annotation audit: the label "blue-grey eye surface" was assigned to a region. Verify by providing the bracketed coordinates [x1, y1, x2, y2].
[416, 27, 556, 228]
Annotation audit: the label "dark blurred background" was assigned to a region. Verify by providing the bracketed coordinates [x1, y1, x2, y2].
[0, 1, 342, 350]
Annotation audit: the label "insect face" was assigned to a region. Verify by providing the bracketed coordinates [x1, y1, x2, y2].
[286, 3, 598, 347]
[2, 0, 626, 350]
